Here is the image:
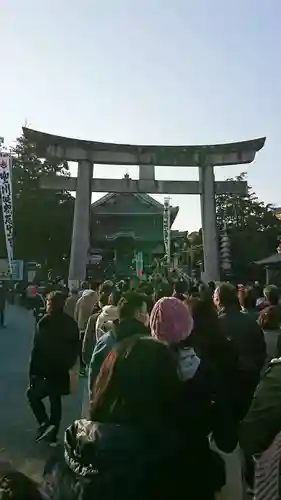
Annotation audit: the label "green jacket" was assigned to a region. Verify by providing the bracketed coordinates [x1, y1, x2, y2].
[239, 358, 281, 456]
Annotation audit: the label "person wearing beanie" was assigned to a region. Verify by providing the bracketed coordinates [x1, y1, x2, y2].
[150, 297, 238, 456]
[95, 288, 121, 341]
[150, 297, 199, 380]
[215, 283, 266, 421]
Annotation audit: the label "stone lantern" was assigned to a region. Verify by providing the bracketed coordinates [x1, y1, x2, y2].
[221, 224, 231, 275]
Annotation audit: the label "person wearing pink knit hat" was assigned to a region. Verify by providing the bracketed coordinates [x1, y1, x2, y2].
[150, 296, 194, 345]
[150, 296, 239, 460]
[150, 297, 199, 381]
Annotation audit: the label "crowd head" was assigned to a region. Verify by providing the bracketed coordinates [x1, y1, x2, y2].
[188, 296, 219, 335]
[150, 296, 193, 345]
[264, 284, 279, 306]
[213, 283, 239, 310]
[243, 286, 257, 311]
[117, 292, 148, 324]
[154, 281, 173, 302]
[108, 287, 123, 307]
[99, 292, 110, 308]
[46, 290, 66, 313]
[173, 280, 188, 301]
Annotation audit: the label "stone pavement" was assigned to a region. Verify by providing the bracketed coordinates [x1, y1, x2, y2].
[0, 305, 84, 481]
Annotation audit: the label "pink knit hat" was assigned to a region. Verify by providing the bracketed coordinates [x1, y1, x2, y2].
[150, 297, 194, 345]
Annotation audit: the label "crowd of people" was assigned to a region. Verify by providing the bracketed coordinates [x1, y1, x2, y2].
[3, 276, 281, 499]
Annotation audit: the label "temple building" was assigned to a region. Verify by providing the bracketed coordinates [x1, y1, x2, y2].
[88, 191, 179, 278]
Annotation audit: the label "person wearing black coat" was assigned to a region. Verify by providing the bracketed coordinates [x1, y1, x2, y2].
[150, 297, 238, 454]
[215, 283, 266, 421]
[27, 291, 80, 445]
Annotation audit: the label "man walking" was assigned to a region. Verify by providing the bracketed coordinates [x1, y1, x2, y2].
[214, 282, 266, 421]
[27, 291, 80, 446]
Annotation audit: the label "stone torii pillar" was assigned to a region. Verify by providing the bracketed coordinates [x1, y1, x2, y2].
[68, 160, 93, 289]
[22, 128, 266, 285]
[199, 163, 219, 283]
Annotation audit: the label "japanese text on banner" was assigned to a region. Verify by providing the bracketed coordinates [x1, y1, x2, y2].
[163, 197, 171, 262]
[0, 155, 13, 272]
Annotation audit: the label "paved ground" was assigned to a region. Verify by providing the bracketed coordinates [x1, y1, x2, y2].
[0, 305, 84, 481]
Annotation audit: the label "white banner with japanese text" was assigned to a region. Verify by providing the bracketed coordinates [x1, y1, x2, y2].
[0, 155, 13, 273]
[163, 197, 171, 263]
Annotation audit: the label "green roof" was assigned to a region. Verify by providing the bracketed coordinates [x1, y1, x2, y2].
[91, 192, 179, 222]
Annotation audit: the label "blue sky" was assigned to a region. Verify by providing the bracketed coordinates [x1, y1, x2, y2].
[1, 1, 280, 231]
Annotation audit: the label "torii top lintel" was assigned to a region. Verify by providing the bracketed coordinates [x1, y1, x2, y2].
[22, 128, 266, 167]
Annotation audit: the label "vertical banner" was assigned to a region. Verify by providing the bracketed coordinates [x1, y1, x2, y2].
[0, 155, 13, 273]
[163, 197, 171, 263]
[135, 251, 143, 278]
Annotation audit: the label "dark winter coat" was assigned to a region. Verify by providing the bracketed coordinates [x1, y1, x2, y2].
[174, 346, 238, 454]
[218, 307, 266, 420]
[239, 358, 281, 457]
[218, 307, 266, 374]
[29, 311, 80, 395]
[41, 420, 225, 500]
[190, 318, 241, 440]
[181, 355, 238, 453]
[88, 318, 150, 393]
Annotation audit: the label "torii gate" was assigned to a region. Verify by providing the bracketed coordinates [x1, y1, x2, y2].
[22, 128, 265, 286]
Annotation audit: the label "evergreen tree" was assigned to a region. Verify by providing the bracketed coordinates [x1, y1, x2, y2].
[10, 133, 74, 275]
[216, 173, 281, 281]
